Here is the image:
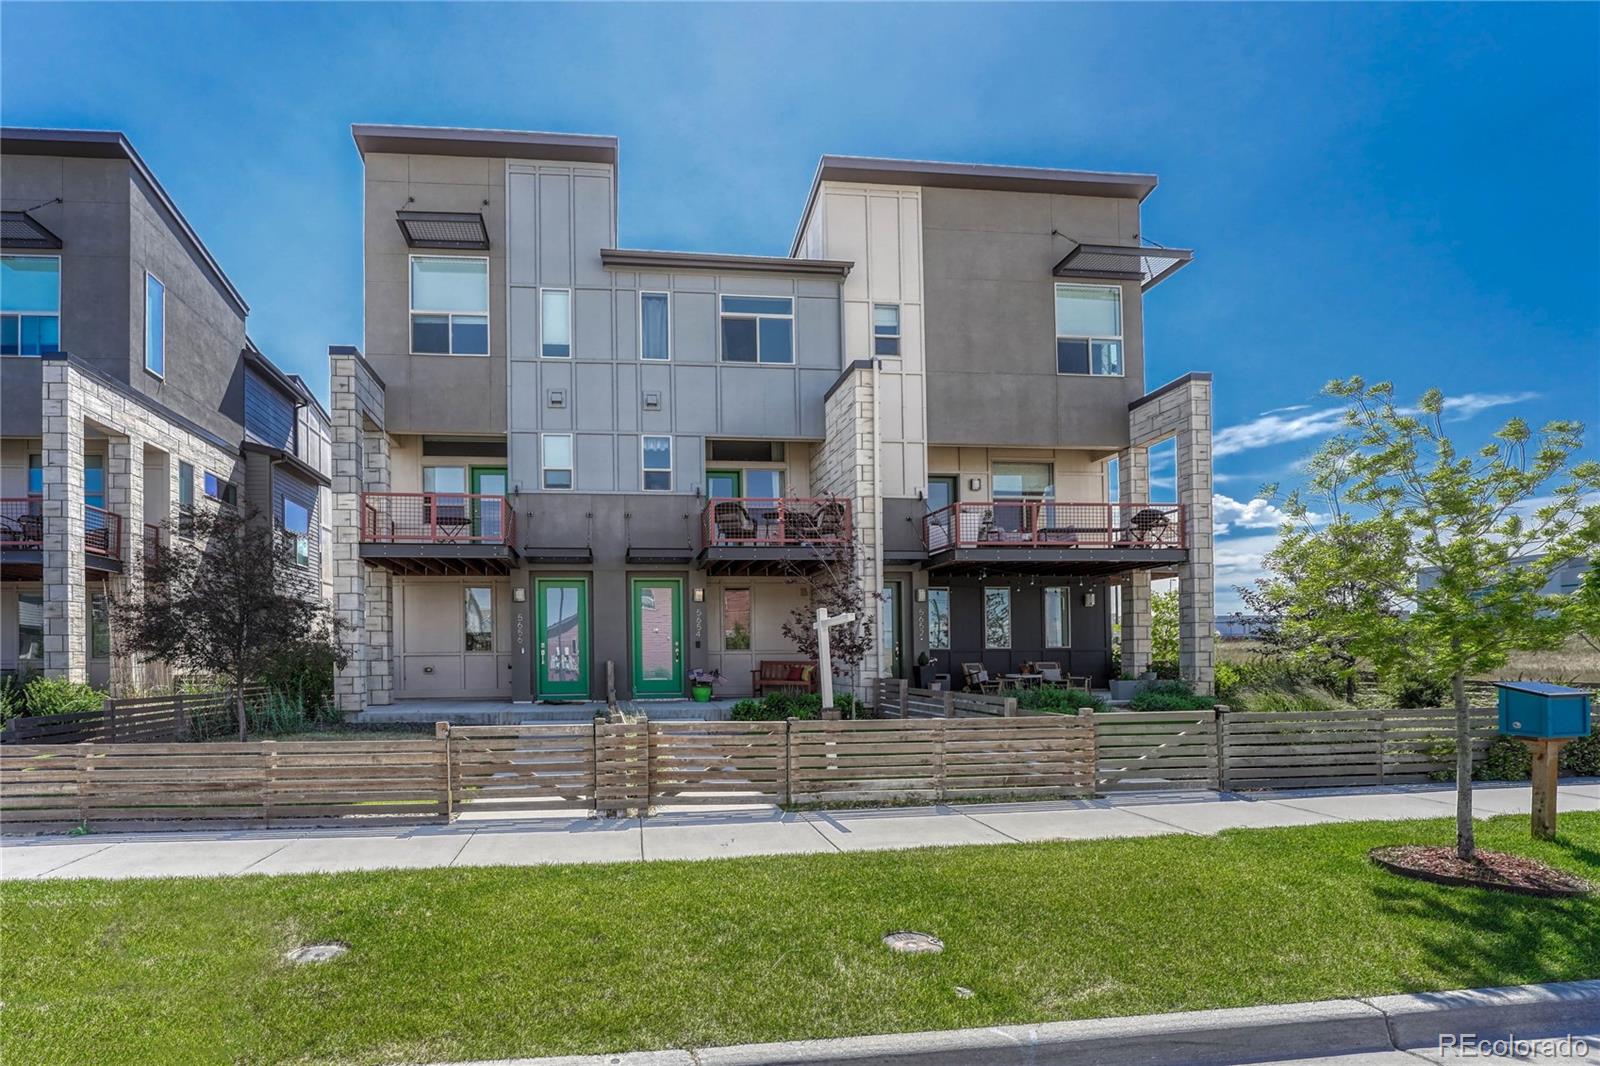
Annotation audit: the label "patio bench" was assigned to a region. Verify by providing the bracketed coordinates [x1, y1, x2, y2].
[752, 660, 818, 695]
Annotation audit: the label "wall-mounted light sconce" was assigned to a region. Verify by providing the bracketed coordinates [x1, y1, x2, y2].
[968, 477, 983, 492]
[1083, 591, 1097, 608]
[512, 587, 527, 603]
[692, 588, 705, 603]
[915, 588, 927, 603]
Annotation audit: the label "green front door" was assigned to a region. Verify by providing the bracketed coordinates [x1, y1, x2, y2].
[706, 470, 741, 498]
[470, 466, 508, 540]
[631, 577, 684, 696]
[535, 578, 588, 698]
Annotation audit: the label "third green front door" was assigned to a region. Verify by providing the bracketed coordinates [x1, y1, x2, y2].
[631, 577, 683, 696]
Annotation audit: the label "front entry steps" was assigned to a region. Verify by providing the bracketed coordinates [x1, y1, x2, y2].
[353, 697, 742, 725]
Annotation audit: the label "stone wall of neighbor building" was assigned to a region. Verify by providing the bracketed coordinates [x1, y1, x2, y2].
[329, 347, 392, 711]
[1124, 373, 1215, 692]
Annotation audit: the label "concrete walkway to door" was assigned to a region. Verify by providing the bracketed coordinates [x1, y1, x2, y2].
[2, 779, 1594, 881]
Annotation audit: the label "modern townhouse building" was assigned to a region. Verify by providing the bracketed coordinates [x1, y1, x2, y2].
[0, 128, 331, 689]
[332, 124, 1214, 711]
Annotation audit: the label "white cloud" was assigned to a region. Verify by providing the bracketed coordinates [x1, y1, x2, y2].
[1212, 532, 1286, 614]
[1259, 403, 1311, 416]
[1212, 391, 1540, 459]
[1212, 493, 1296, 535]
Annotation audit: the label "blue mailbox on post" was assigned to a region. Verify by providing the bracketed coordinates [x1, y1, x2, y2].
[1495, 682, 1592, 740]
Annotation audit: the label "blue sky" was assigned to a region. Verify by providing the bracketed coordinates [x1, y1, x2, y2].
[4, 3, 1596, 610]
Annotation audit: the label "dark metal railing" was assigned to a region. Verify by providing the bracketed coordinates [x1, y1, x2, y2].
[1, 497, 124, 559]
[360, 492, 515, 545]
[85, 505, 122, 559]
[923, 501, 1185, 551]
[143, 523, 162, 567]
[702, 497, 852, 549]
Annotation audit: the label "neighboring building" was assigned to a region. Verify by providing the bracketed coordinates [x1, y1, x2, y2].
[331, 124, 1215, 709]
[1418, 555, 1591, 601]
[0, 128, 330, 688]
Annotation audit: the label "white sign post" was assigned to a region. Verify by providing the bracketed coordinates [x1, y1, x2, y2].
[814, 606, 856, 719]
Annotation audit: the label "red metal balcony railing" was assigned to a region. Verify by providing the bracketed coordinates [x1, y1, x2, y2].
[360, 492, 515, 546]
[85, 505, 122, 559]
[703, 497, 852, 549]
[924, 501, 1186, 551]
[1, 498, 123, 559]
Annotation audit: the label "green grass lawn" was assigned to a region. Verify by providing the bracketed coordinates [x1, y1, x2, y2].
[3, 814, 1598, 1066]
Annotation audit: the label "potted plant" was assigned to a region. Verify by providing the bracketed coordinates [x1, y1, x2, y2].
[689, 668, 721, 703]
[1109, 672, 1147, 702]
[914, 651, 939, 690]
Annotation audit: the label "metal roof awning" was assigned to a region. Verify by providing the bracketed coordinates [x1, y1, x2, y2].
[1053, 243, 1192, 291]
[396, 210, 491, 250]
[1, 210, 63, 249]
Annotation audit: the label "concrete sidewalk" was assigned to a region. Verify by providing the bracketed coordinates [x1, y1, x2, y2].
[2, 780, 1594, 882]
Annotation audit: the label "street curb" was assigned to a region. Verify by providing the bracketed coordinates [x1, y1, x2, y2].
[436, 980, 1600, 1066]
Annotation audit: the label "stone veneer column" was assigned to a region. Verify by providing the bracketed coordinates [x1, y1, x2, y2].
[1117, 444, 1152, 677]
[103, 429, 146, 693]
[1127, 374, 1216, 694]
[329, 347, 389, 713]
[40, 361, 87, 681]
[810, 361, 884, 700]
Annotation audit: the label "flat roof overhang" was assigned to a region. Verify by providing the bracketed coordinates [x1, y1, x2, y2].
[697, 545, 844, 577]
[352, 124, 618, 166]
[360, 543, 518, 576]
[520, 546, 594, 566]
[627, 546, 695, 565]
[924, 547, 1188, 578]
[600, 248, 852, 279]
[1053, 243, 1193, 291]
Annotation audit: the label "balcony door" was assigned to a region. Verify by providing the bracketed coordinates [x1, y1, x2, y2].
[535, 578, 588, 699]
[631, 577, 684, 697]
[992, 462, 1053, 535]
[470, 466, 506, 541]
[706, 470, 741, 499]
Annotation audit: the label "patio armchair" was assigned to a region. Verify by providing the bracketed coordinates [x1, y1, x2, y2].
[1032, 661, 1092, 692]
[711, 500, 759, 543]
[812, 500, 848, 541]
[962, 662, 1001, 694]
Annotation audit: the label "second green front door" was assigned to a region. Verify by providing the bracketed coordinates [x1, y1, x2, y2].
[631, 577, 683, 696]
[536, 578, 588, 698]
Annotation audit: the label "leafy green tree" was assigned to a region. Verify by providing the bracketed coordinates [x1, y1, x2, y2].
[1150, 588, 1179, 667]
[1270, 378, 1598, 859]
[115, 506, 348, 741]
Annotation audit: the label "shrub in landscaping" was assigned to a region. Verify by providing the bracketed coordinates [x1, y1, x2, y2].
[729, 691, 863, 721]
[258, 638, 342, 724]
[1018, 686, 1104, 714]
[0, 676, 27, 723]
[21, 677, 105, 717]
[1474, 736, 1531, 781]
[1381, 669, 1450, 709]
[1129, 680, 1216, 712]
[1214, 658, 1350, 712]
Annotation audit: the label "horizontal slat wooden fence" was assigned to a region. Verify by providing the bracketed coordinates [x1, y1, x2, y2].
[448, 724, 596, 814]
[1221, 708, 1497, 789]
[1093, 709, 1219, 792]
[0, 736, 447, 832]
[0, 686, 266, 745]
[873, 678, 1019, 718]
[648, 721, 789, 806]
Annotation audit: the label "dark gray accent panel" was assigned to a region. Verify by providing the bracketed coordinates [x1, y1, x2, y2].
[244, 368, 296, 451]
[883, 497, 930, 558]
[923, 576, 1113, 687]
[0, 357, 42, 436]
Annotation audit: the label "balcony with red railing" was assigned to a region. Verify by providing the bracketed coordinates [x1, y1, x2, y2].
[1, 498, 123, 562]
[359, 493, 515, 546]
[924, 501, 1185, 553]
[699, 496, 851, 574]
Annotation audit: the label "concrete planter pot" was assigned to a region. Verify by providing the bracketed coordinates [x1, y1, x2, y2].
[1109, 678, 1146, 702]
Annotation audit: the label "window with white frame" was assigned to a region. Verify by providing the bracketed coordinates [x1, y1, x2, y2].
[410, 256, 488, 355]
[984, 587, 1012, 649]
[1044, 587, 1072, 648]
[719, 295, 793, 364]
[1, 255, 61, 356]
[641, 436, 672, 491]
[873, 303, 900, 356]
[144, 272, 166, 376]
[541, 288, 571, 357]
[282, 498, 311, 567]
[928, 588, 950, 650]
[1054, 283, 1122, 376]
[541, 434, 573, 490]
[640, 291, 670, 360]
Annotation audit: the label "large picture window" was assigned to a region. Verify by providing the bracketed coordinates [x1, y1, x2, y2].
[984, 588, 1012, 649]
[1054, 284, 1122, 376]
[1044, 587, 1072, 648]
[410, 256, 489, 355]
[640, 291, 670, 360]
[722, 588, 751, 650]
[464, 587, 493, 652]
[720, 295, 793, 364]
[541, 289, 571, 357]
[282, 498, 311, 568]
[928, 588, 950, 650]
[0, 255, 61, 356]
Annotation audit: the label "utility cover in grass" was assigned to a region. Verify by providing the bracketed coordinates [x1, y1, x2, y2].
[284, 943, 349, 964]
[883, 931, 943, 954]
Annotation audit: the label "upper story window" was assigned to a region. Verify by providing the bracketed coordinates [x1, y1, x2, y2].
[641, 436, 672, 492]
[144, 273, 166, 377]
[541, 289, 571, 358]
[720, 296, 793, 364]
[282, 498, 310, 568]
[203, 471, 237, 507]
[1054, 283, 1122, 376]
[1, 255, 61, 356]
[410, 256, 488, 356]
[873, 304, 900, 357]
[640, 291, 670, 361]
[541, 433, 573, 491]
[27, 453, 42, 496]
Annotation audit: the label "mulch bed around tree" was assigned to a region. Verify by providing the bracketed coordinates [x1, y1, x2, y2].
[1370, 845, 1594, 898]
